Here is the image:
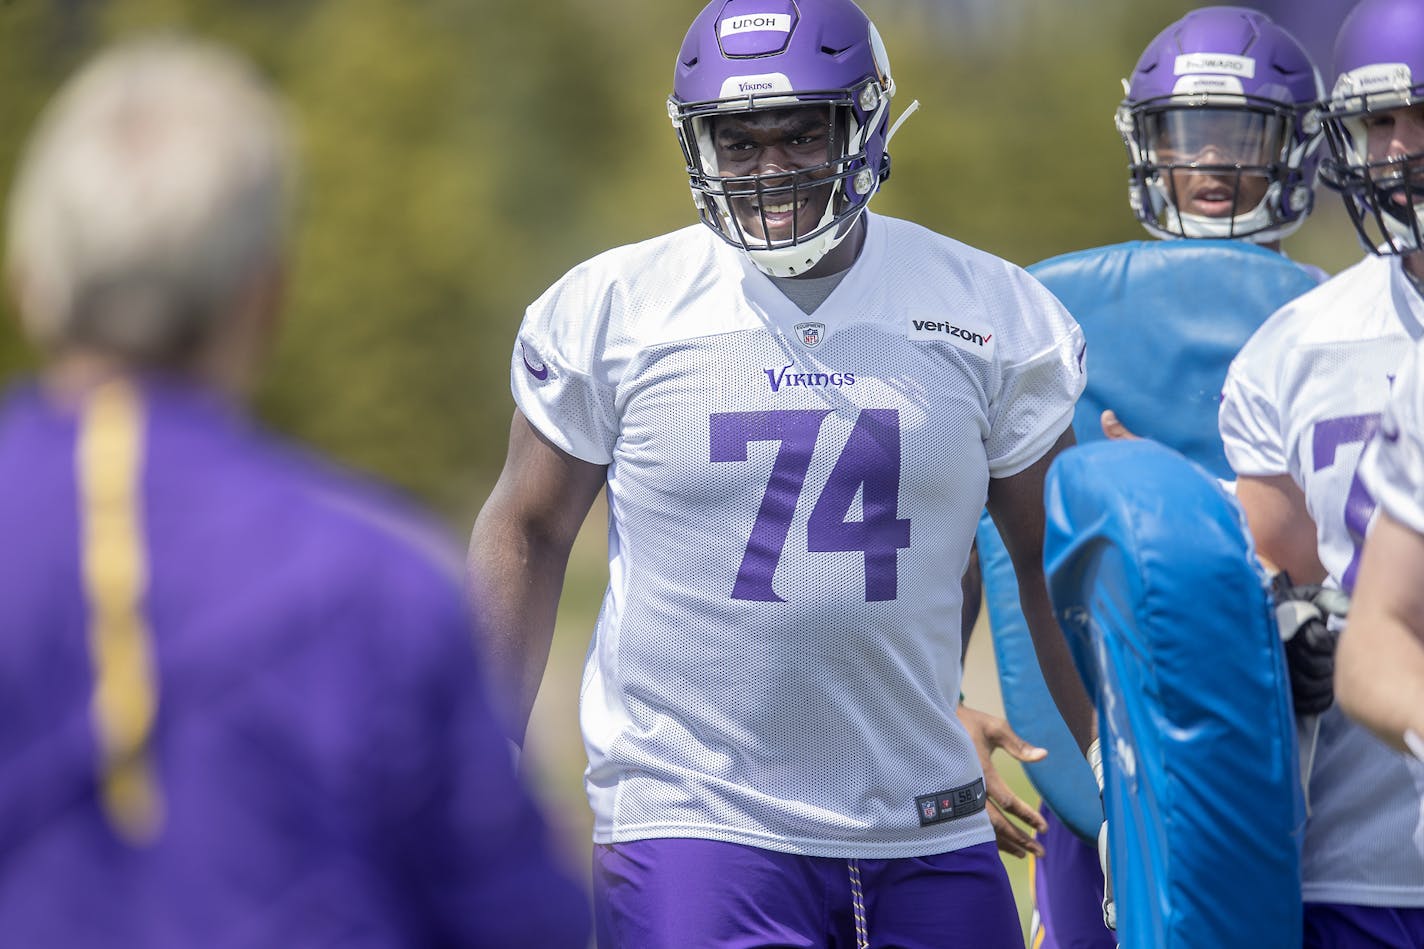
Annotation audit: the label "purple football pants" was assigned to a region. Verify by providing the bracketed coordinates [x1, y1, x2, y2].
[1030, 807, 1115, 949]
[1304, 903, 1424, 948]
[593, 837, 1023, 948]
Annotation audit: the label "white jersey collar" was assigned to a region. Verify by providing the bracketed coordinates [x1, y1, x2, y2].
[730, 212, 885, 329]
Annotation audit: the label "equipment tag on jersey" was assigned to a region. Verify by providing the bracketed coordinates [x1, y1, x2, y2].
[907, 313, 996, 360]
[915, 778, 987, 827]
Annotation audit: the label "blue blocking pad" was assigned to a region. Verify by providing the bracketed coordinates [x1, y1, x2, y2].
[1038, 239, 1321, 481]
[977, 240, 1319, 840]
[1044, 440, 1303, 949]
[977, 510, 1105, 839]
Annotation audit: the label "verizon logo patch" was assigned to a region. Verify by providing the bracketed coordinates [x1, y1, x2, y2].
[908, 315, 996, 359]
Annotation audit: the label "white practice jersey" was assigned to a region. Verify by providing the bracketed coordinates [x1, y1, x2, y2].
[1360, 334, 1424, 535]
[1220, 252, 1424, 906]
[512, 213, 1085, 858]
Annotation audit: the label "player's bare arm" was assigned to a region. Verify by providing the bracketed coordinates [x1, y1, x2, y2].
[956, 543, 1049, 858]
[985, 426, 1096, 754]
[468, 408, 606, 746]
[1235, 473, 1327, 584]
[1337, 508, 1424, 755]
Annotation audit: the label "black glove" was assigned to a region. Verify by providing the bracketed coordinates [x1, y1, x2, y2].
[1269, 573, 1348, 717]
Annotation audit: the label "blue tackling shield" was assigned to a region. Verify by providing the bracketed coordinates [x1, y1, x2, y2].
[977, 239, 1319, 841]
[1043, 439, 1303, 949]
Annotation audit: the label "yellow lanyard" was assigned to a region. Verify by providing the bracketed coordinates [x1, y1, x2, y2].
[77, 380, 163, 844]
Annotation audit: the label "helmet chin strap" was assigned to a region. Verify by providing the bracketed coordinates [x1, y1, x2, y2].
[1375, 193, 1424, 253]
[1173, 206, 1270, 239]
[886, 99, 919, 146]
[1335, 128, 1424, 253]
[745, 201, 852, 277]
[1157, 179, 1305, 243]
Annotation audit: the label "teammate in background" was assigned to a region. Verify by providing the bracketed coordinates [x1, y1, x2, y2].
[1119, 15, 1322, 252]
[1338, 337, 1424, 762]
[1219, 0, 1424, 942]
[0, 38, 590, 947]
[977, 9, 1328, 946]
[467, 0, 1095, 944]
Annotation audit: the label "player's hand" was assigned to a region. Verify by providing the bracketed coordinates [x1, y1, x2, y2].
[1100, 409, 1139, 441]
[1269, 573, 1347, 717]
[956, 702, 1047, 858]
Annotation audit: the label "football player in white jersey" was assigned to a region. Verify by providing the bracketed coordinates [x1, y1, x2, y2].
[1219, 0, 1424, 942]
[1339, 337, 1424, 763]
[467, 0, 1094, 945]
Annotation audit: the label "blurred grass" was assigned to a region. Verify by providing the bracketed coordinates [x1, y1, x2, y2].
[521, 496, 1043, 940]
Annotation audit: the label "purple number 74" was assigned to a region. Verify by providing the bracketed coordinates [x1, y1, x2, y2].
[710, 408, 911, 603]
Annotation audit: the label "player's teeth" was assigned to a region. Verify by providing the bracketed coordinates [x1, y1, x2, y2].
[759, 201, 800, 213]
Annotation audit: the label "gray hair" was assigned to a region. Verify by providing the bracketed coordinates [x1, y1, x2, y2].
[5, 36, 294, 363]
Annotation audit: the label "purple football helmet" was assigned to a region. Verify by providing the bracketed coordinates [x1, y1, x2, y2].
[668, 0, 896, 276]
[1320, 0, 1424, 254]
[1117, 6, 1324, 242]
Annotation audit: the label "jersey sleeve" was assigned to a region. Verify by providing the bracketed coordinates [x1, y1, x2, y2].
[1219, 334, 1289, 477]
[510, 265, 620, 465]
[986, 270, 1086, 478]
[1360, 339, 1424, 536]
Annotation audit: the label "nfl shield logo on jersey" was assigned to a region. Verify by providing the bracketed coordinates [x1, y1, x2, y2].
[795, 321, 824, 347]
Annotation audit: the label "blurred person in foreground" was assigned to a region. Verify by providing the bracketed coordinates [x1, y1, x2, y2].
[1218, 0, 1424, 941]
[0, 36, 590, 948]
[1337, 335, 1424, 765]
[967, 7, 1328, 944]
[468, 0, 1097, 945]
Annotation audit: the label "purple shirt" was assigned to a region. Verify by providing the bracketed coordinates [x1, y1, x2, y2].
[0, 379, 589, 948]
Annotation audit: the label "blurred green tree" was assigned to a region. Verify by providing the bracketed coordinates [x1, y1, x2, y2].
[0, 0, 1360, 521]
